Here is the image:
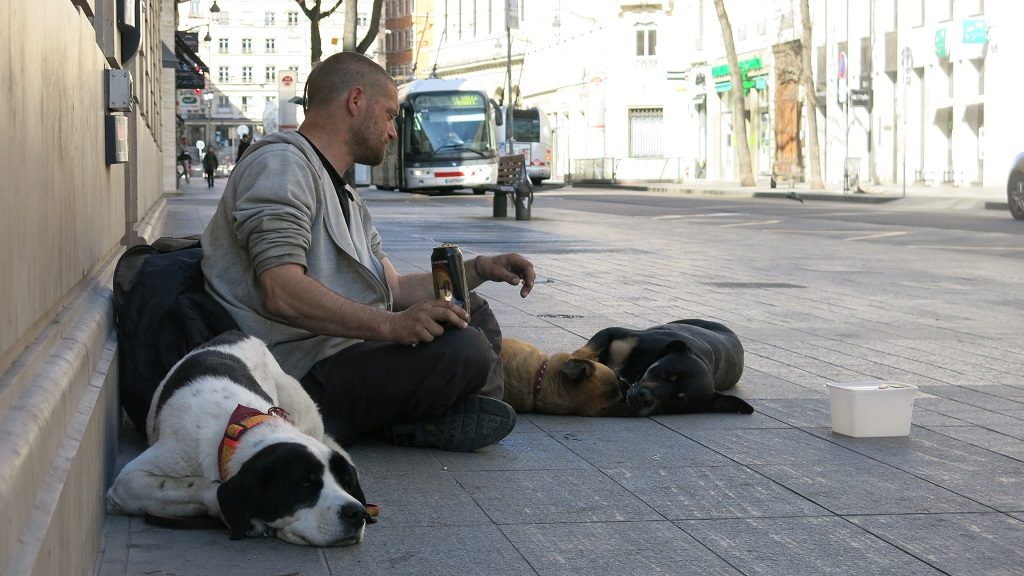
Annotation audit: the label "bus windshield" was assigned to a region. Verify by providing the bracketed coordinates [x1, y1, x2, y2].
[511, 108, 541, 142]
[407, 91, 493, 158]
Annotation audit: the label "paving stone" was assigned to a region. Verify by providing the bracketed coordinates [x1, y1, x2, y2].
[324, 524, 538, 576]
[453, 469, 662, 524]
[677, 516, 944, 576]
[344, 440, 447, 478]
[750, 398, 833, 428]
[926, 408, 1024, 438]
[848, 513, 1024, 576]
[653, 410, 791, 433]
[500, 521, 742, 576]
[750, 459, 989, 515]
[352, 469, 493, 527]
[912, 406, 975, 426]
[553, 421, 737, 467]
[435, 431, 594, 472]
[928, 425, 1024, 461]
[604, 465, 829, 520]
[118, 518, 330, 576]
[682, 427, 867, 467]
[807, 427, 1024, 511]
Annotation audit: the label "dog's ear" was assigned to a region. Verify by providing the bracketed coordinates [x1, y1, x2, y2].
[217, 454, 273, 539]
[329, 451, 376, 524]
[657, 340, 688, 356]
[709, 393, 754, 414]
[560, 358, 595, 383]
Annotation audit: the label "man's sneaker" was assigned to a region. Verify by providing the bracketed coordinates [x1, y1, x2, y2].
[384, 396, 516, 452]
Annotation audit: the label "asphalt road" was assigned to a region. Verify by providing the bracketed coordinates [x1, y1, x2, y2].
[532, 188, 1024, 260]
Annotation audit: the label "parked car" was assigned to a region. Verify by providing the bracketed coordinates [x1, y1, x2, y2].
[1008, 152, 1024, 220]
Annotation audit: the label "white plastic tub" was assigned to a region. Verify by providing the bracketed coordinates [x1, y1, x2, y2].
[825, 381, 919, 437]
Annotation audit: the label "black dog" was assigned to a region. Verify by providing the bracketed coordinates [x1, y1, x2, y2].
[572, 319, 752, 416]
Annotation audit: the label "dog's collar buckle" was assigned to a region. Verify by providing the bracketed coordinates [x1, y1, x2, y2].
[218, 404, 290, 481]
[531, 360, 548, 412]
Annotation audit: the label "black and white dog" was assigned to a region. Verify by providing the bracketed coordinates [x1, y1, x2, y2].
[106, 331, 372, 546]
[573, 319, 753, 417]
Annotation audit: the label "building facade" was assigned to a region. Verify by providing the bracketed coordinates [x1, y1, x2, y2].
[419, 0, 1021, 191]
[176, 0, 382, 166]
[2, 1, 178, 574]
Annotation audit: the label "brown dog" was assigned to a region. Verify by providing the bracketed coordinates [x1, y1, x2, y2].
[500, 338, 633, 416]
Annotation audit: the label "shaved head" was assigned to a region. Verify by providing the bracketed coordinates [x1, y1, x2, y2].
[304, 52, 394, 112]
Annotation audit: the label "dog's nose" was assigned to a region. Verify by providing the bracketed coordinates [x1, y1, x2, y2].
[340, 501, 367, 525]
[627, 385, 656, 409]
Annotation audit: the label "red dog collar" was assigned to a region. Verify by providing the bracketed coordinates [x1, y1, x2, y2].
[218, 404, 290, 481]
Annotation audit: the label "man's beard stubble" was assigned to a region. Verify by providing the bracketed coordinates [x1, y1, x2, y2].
[351, 118, 388, 167]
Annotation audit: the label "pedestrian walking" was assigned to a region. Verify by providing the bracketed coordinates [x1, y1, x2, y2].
[236, 133, 252, 162]
[177, 138, 191, 184]
[202, 147, 218, 188]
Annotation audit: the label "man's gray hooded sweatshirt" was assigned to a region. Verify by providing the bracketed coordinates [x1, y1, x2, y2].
[201, 130, 392, 378]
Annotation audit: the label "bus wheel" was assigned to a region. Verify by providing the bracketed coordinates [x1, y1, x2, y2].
[472, 188, 486, 195]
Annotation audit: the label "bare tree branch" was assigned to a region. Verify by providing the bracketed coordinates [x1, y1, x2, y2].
[323, 0, 345, 18]
[355, 0, 384, 54]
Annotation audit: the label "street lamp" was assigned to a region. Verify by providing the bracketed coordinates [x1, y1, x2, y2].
[209, 1, 220, 14]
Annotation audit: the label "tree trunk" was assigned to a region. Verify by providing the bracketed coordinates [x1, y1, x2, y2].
[714, 0, 755, 186]
[309, 6, 323, 66]
[801, 0, 824, 188]
[343, 0, 358, 51]
[772, 41, 801, 184]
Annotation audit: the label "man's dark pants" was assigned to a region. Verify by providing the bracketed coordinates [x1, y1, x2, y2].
[301, 294, 504, 446]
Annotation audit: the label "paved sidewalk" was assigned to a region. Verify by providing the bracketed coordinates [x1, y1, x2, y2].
[97, 179, 1024, 576]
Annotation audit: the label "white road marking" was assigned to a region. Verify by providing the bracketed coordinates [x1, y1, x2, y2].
[845, 231, 909, 241]
[720, 219, 782, 228]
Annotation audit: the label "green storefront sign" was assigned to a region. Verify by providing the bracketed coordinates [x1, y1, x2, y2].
[712, 57, 765, 95]
[935, 28, 948, 58]
[963, 18, 987, 44]
[712, 57, 762, 78]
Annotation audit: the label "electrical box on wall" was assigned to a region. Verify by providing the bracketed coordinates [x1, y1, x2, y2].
[106, 114, 129, 164]
[107, 69, 133, 111]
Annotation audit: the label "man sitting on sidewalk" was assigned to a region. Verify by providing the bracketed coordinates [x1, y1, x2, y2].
[201, 52, 535, 451]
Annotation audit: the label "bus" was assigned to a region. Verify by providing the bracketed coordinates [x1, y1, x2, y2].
[497, 106, 552, 186]
[372, 78, 503, 194]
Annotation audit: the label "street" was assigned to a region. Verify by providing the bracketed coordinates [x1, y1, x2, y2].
[531, 188, 1024, 259]
[99, 182, 1024, 576]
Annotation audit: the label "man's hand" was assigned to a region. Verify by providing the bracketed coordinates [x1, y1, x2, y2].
[472, 254, 536, 298]
[385, 300, 470, 345]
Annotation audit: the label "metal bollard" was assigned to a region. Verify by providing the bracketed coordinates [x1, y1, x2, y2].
[493, 190, 509, 217]
[514, 185, 532, 220]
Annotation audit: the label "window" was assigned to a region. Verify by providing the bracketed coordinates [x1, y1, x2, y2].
[288, 11, 299, 25]
[218, 95, 230, 110]
[241, 96, 251, 113]
[628, 107, 663, 157]
[218, 38, 229, 53]
[242, 38, 252, 53]
[635, 28, 657, 57]
[265, 11, 276, 26]
[265, 66, 277, 82]
[218, 66, 229, 82]
[242, 66, 252, 83]
[266, 38, 276, 53]
[189, 0, 200, 17]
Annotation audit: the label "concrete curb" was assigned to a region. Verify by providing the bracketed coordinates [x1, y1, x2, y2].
[566, 181, 1010, 211]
